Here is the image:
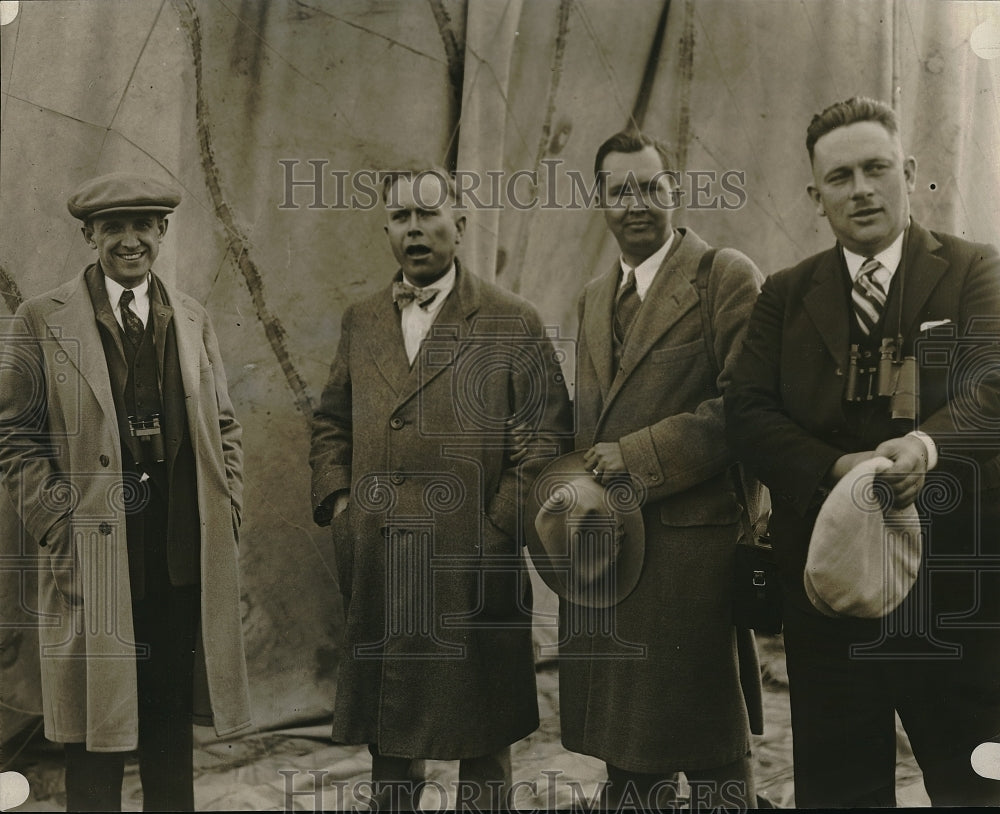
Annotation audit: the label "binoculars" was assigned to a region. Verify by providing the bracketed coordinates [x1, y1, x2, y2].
[128, 413, 166, 463]
[844, 338, 917, 420]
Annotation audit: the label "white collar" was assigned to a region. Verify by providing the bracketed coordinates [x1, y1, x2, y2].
[401, 262, 456, 314]
[843, 229, 905, 281]
[101, 269, 149, 312]
[618, 231, 675, 301]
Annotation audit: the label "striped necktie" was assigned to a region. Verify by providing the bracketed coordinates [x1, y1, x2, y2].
[614, 269, 641, 345]
[852, 257, 887, 336]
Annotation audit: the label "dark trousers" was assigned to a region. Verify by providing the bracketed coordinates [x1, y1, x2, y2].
[783, 600, 1000, 807]
[602, 754, 756, 811]
[64, 485, 200, 812]
[368, 744, 512, 811]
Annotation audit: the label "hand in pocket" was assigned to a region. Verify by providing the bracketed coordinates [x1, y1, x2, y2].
[46, 517, 83, 606]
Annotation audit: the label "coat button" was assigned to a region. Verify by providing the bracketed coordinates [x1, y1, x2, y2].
[99, 522, 112, 535]
[390, 417, 405, 430]
[99, 455, 110, 467]
[390, 472, 405, 485]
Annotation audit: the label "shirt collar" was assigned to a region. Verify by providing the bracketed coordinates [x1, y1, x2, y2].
[400, 262, 456, 313]
[619, 231, 675, 300]
[103, 270, 150, 309]
[843, 228, 906, 282]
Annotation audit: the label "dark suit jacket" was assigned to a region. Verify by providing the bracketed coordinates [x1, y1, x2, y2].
[726, 221, 1000, 612]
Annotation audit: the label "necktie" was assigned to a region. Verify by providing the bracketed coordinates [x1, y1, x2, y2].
[613, 269, 641, 345]
[852, 257, 887, 336]
[393, 281, 440, 310]
[119, 289, 145, 347]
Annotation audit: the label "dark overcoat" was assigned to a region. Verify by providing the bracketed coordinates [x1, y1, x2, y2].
[0, 268, 251, 750]
[562, 227, 763, 773]
[310, 261, 571, 759]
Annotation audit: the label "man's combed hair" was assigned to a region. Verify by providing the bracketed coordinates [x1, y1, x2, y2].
[381, 166, 457, 206]
[806, 97, 899, 162]
[593, 130, 672, 185]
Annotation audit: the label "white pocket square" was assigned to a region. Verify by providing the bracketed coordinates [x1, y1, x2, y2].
[920, 319, 952, 331]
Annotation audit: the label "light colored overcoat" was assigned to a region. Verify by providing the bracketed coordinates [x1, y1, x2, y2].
[562, 227, 763, 773]
[0, 267, 251, 750]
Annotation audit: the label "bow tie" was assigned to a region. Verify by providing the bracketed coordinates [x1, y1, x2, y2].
[393, 281, 440, 309]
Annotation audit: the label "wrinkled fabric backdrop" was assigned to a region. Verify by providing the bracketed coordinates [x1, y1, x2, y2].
[1, 0, 998, 741]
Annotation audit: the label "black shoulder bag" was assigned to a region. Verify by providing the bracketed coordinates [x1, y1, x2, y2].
[695, 249, 783, 635]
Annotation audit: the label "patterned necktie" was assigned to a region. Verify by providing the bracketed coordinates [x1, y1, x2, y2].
[852, 257, 887, 336]
[392, 281, 440, 310]
[613, 269, 641, 345]
[119, 289, 145, 347]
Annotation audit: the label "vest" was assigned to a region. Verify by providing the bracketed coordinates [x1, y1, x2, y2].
[86, 266, 201, 598]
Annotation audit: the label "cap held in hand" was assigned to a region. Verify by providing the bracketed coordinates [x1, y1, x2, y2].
[805, 455, 923, 618]
[525, 450, 645, 608]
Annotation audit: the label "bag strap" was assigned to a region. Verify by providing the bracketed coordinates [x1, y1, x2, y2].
[694, 249, 761, 546]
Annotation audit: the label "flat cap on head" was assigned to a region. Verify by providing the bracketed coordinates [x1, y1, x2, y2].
[67, 172, 182, 221]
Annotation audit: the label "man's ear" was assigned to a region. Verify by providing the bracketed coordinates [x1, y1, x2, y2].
[158, 217, 169, 240]
[454, 214, 466, 243]
[807, 184, 825, 217]
[81, 223, 96, 248]
[903, 155, 917, 194]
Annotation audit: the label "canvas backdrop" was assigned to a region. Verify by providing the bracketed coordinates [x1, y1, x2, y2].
[1, 0, 998, 740]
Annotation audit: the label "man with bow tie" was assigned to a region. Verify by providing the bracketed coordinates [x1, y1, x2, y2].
[309, 167, 570, 809]
[0, 173, 250, 811]
[726, 97, 1000, 806]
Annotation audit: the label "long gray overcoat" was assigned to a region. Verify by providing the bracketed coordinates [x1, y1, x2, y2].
[310, 261, 571, 759]
[0, 268, 251, 750]
[562, 227, 763, 773]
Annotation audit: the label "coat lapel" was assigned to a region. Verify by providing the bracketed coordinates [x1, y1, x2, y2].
[600, 230, 703, 417]
[803, 248, 851, 370]
[898, 222, 947, 338]
[167, 283, 204, 447]
[361, 284, 412, 398]
[583, 266, 618, 401]
[399, 261, 480, 408]
[43, 270, 118, 429]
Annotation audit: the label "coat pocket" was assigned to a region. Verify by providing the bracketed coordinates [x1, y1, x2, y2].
[657, 478, 741, 528]
[479, 513, 524, 619]
[330, 504, 353, 604]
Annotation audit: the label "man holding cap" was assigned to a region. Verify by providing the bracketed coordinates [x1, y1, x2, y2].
[0, 172, 250, 810]
[726, 97, 1000, 806]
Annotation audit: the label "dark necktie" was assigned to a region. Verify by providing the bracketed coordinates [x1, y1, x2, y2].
[119, 289, 145, 347]
[392, 281, 440, 310]
[852, 257, 887, 336]
[613, 269, 641, 345]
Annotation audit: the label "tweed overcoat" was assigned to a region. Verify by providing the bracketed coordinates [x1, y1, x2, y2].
[310, 261, 571, 759]
[561, 227, 763, 773]
[0, 267, 251, 750]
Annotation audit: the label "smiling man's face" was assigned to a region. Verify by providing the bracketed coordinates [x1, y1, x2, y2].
[384, 173, 465, 286]
[84, 213, 167, 288]
[599, 146, 674, 268]
[808, 120, 916, 256]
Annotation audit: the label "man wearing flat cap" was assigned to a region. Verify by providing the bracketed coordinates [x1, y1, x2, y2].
[0, 172, 250, 811]
[726, 97, 1000, 806]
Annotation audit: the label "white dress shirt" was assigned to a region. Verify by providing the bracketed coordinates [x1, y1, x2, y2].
[401, 264, 456, 365]
[618, 231, 675, 301]
[103, 272, 151, 330]
[842, 230, 904, 291]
